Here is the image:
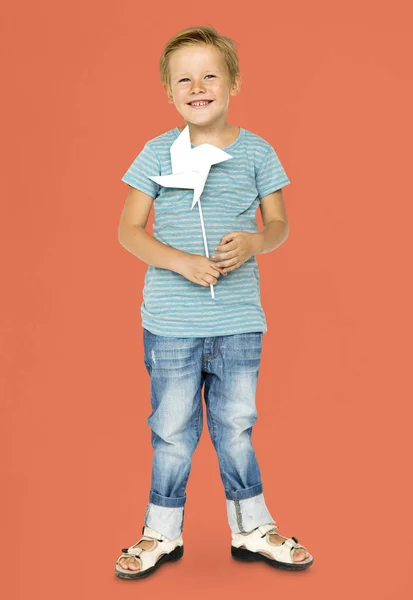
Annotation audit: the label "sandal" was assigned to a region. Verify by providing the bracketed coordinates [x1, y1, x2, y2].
[115, 525, 184, 579]
[231, 523, 314, 571]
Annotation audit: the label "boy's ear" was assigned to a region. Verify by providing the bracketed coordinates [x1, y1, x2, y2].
[164, 84, 174, 103]
[230, 73, 242, 96]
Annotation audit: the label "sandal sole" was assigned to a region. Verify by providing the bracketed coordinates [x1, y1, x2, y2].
[115, 544, 184, 579]
[231, 545, 314, 571]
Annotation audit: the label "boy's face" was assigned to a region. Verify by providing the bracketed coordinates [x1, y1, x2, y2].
[165, 43, 241, 126]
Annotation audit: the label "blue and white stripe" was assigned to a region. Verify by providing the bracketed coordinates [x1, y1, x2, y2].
[121, 127, 290, 337]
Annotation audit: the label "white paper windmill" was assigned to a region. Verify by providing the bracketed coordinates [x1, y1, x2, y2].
[148, 125, 233, 299]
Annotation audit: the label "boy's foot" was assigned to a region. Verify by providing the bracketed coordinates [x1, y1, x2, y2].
[115, 526, 184, 579]
[232, 524, 314, 570]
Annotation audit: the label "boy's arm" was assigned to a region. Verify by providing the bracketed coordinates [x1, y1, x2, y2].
[118, 186, 188, 273]
[255, 189, 290, 254]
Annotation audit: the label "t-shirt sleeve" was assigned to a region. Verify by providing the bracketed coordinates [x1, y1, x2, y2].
[121, 143, 161, 199]
[256, 145, 291, 198]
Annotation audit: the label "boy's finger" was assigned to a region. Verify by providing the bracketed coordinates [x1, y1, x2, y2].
[212, 249, 237, 261]
[218, 258, 238, 269]
[210, 266, 223, 277]
[209, 260, 225, 270]
[214, 241, 236, 252]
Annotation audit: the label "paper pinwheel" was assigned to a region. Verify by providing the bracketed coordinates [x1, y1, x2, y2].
[148, 125, 233, 299]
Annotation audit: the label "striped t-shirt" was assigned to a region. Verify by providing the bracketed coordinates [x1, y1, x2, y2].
[121, 126, 290, 338]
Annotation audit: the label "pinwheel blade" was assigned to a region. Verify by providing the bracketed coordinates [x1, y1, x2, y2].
[171, 126, 191, 175]
[191, 144, 233, 167]
[148, 172, 199, 190]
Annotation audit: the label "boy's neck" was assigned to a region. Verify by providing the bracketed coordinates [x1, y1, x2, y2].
[177, 122, 240, 149]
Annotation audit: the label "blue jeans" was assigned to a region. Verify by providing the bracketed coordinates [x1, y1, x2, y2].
[142, 328, 275, 539]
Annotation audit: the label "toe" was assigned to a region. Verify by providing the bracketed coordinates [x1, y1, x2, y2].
[120, 558, 131, 570]
[293, 549, 308, 562]
[118, 556, 140, 571]
[128, 557, 140, 571]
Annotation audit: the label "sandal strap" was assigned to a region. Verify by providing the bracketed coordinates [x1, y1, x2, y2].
[143, 525, 172, 541]
[283, 537, 307, 551]
[120, 535, 157, 556]
[125, 545, 146, 556]
[257, 523, 278, 535]
[116, 552, 142, 566]
[120, 526, 181, 558]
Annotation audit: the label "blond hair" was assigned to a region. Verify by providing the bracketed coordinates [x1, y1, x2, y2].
[160, 25, 240, 93]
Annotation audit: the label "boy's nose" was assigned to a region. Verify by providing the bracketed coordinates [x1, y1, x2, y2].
[190, 82, 206, 93]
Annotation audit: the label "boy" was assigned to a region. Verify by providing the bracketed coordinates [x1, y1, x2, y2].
[115, 26, 314, 579]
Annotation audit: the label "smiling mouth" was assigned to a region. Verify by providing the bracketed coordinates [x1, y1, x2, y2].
[187, 100, 214, 108]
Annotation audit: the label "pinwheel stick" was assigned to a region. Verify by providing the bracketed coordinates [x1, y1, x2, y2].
[196, 199, 215, 299]
[147, 125, 232, 300]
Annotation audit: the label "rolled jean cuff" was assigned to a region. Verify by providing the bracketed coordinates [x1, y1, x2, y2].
[226, 492, 275, 534]
[225, 482, 263, 501]
[145, 502, 184, 540]
[149, 490, 187, 507]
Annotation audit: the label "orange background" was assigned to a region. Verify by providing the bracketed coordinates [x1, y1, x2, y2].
[2, 2, 413, 598]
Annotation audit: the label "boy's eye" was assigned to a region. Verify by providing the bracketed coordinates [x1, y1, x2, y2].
[178, 75, 215, 82]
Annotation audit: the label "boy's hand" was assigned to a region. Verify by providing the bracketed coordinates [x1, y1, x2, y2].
[211, 231, 258, 274]
[177, 253, 226, 288]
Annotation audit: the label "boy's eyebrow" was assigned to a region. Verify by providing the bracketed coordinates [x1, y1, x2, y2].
[174, 68, 221, 78]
